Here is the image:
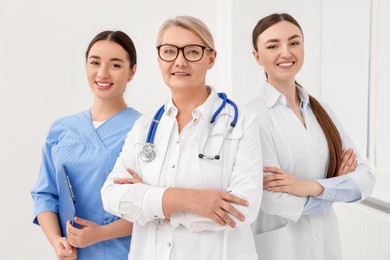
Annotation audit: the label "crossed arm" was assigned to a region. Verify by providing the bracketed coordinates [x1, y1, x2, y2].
[262, 149, 357, 197]
[114, 169, 248, 228]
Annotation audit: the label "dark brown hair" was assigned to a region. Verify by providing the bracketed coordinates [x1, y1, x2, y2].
[253, 13, 342, 178]
[85, 31, 137, 69]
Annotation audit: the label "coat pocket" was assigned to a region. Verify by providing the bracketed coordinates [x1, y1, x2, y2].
[253, 222, 295, 260]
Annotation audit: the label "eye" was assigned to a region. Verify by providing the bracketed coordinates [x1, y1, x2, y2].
[266, 45, 277, 50]
[111, 63, 122, 69]
[89, 60, 100, 65]
[185, 47, 201, 56]
[163, 48, 177, 55]
[290, 41, 300, 46]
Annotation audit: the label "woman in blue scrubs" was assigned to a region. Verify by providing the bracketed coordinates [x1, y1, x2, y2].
[31, 31, 141, 259]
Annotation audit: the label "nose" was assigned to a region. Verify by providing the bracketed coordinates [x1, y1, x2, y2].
[174, 49, 188, 67]
[280, 44, 292, 58]
[97, 64, 109, 78]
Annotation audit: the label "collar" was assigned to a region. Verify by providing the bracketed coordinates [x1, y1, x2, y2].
[164, 86, 219, 119]
[260, 82, 310, 111]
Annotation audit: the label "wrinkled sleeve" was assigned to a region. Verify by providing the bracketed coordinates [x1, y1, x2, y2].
[31, 126, 59, 225]
[256, 112, 308, 221]
[169, 111, 263, 232]
[101, 118, 167, 225]
[321, 104, 375, 201]
[303, 104, 375, 215]
[303, 175, 360, 215]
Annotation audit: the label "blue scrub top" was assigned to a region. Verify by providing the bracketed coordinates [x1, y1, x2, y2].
[31, 107, 140, 260]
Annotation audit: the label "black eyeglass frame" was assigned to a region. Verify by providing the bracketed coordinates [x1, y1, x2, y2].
[156, 44, 214, 62]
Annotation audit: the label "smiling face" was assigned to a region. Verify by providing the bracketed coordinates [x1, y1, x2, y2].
[86, 40, 135, 102]
[253, 20, 304, 87]
[157, 26, 216, 94]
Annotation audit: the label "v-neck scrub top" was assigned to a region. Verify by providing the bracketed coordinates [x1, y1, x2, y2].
[31, 107, 140, 260]
[246, 82, 375, 260]
[101, 88, 263, 260]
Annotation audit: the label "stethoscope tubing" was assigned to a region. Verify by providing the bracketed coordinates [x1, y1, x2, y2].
[142, 92, 238, 162]
[146, 105, 165, 144]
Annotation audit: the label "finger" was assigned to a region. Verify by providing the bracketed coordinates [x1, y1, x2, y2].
[73, 216, 93, 227]
[263, 173, 284, 183]
[210, 210, 228, 226]
[114, 178, 134, 184]
[66, 220, 77, 236]
[343, 151, 356, 173]
[214, 208, 236, 228]
[114, 178, 141, 184]
[265, 185, 287, 193]
[338, 152, 351, 175]
[58, 237, 75, 255]
[222, 193, 248, 206]
[346, 158, 357, 173]
[127, 168, 141, 180]
[114, 178, 129, 184]
[340, 150, 353, 167]
[220, 201, 245, 223]
[263, 167, 283, 174]
[264, 179, 285, 189]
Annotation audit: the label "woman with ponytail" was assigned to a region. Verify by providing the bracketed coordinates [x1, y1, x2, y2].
[246, 13, 375, 260]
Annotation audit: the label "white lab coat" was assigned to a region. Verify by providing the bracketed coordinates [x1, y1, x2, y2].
[102, 88, 263, 260]
[246, 83, 375, 260]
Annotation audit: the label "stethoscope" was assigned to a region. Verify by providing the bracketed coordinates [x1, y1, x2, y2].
[140, 92, 238, 162]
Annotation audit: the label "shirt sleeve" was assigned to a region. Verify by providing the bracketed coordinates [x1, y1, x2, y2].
[256, 112, 307, 221]
[169, 111, 263, 232]
[31, 125, 60, 225]
[302, 175, 360, 215]
[101, 118, 167, 225]
[323, 104, 375, 201]
[303, 104, 376, 215]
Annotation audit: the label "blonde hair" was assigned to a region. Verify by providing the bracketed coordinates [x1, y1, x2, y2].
[156, 16, 215, 50]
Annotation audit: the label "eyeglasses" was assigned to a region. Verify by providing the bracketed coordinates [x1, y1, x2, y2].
[156, 44, 213, 62]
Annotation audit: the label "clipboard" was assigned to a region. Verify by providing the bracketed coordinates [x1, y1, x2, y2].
[58, 167, 76, 237]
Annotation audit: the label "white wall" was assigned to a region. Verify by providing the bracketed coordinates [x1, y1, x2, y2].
[0, 1, 322, 259]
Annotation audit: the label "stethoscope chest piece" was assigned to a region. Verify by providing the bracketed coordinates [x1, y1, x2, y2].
[140, 143, 155, 162]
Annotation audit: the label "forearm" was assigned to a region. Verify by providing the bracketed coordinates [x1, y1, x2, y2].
[37, 211, 63, 246]
[307, 180, 324, 197]
[162, 188, 192, 219]
[163, 187, 250, 230]
[99, 219, 133, 241]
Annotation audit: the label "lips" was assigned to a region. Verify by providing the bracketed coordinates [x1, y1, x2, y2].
[277, 61, 295, 68]
[96, 81, 113, 89]
[172, 72, 190, 76]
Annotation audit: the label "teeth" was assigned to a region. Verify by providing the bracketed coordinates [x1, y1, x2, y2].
[173, 72, 189, 76]
[97, 82, 111, 87]
[278, 62, 293, 67]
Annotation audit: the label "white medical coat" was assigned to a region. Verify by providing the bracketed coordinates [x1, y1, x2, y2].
[246, 83, 375, 260]
[101, 88, 263, 260]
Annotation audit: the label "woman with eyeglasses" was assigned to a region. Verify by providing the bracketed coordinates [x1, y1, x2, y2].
[101, 16, 262, 260]
[246, 13, 375, 260]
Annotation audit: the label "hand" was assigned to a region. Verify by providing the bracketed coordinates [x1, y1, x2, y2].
[263, 167, 323, 197]
[337, 149, 357, 176]
[53, 236, 77, 260]
[66, 217, 102, 248]
[165, 189, 248, 228]
[191, 190, 247, 228]
[114, 168, 143, 184]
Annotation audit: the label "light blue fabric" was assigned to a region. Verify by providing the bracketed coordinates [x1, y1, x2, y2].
[31, 107, 140, 260]
[303, 175, 362, 215]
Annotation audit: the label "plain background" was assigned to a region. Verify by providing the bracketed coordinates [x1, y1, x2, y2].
[0, 0, 383, 259]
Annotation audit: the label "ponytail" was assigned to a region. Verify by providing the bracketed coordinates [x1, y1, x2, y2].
[309, 95, 342, 178]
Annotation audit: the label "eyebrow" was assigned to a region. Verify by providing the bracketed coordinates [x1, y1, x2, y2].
[264, 34, 301, 44]
[88, 55, 125, 63]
